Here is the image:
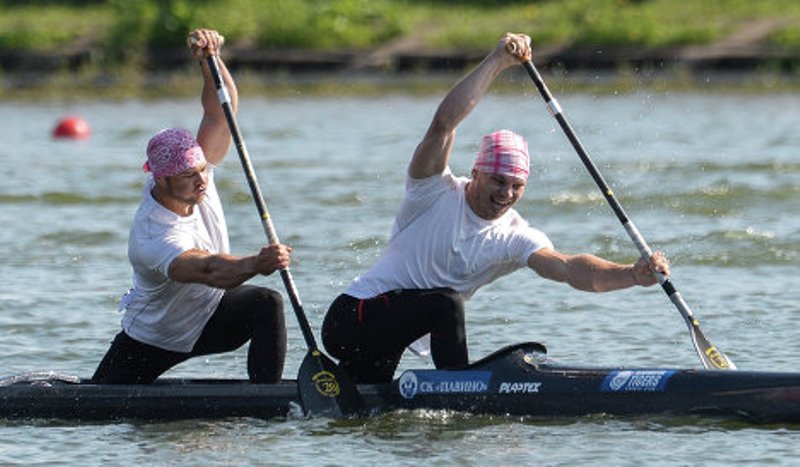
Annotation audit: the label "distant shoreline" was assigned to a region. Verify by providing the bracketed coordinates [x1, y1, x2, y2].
[2, 42, 798, 74]
[2, 44, 798, 101]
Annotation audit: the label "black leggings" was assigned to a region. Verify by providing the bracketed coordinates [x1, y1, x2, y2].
[321, 288, 468, 384]
[91, 285, 286, 384]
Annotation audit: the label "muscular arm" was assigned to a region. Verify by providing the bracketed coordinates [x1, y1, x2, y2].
[189, 29, 239, 166]
[408, 33, 530, 179]
[168, 244, 291, 290]
[528, 248, 669, 292]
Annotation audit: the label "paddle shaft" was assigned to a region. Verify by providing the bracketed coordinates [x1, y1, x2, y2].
[204, 54, 318, 349]
[519, 58, 735, 370]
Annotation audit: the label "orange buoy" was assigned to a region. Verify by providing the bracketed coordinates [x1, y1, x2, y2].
[53, 115, 91, 140]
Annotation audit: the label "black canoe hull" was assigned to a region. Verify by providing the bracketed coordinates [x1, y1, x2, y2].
[3, 343, 800, 423]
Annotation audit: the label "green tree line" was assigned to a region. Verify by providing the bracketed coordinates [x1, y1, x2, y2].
[1, 0, 799, 66]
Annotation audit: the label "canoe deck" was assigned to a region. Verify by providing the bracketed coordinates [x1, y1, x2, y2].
[3, 343, 800, 423]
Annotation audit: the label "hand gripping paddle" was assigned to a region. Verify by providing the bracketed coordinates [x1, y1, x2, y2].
[204, 52, 364, 415]
[508, 42, 735, 370]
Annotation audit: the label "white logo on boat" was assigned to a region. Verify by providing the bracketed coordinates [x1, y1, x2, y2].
[608, 371, 633, 391]
[498, 382, 542, 394]
[398, 371, 419, 399]
[602, 370, 676, 392]
[398, 370, 491, 399]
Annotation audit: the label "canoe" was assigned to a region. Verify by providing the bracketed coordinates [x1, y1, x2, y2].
[2, 342, 800, 423]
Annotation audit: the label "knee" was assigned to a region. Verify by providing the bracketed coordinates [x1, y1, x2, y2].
[250, 287, 282, 309]
[321, 294, 357, 356]
[249, 288, 286, 326]
[435, 288, 464, 312]
[321, 310, 344, 359]
[430, 288, 466, 327]
[258, 288, 283, 308]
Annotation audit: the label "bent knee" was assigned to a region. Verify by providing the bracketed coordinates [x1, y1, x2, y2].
[246, 288, 285, 323]
[242, 286, 280, 308]
[432, 287, 464, 309]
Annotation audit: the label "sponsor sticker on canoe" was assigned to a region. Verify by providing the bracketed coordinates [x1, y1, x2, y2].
[498, 381, 542, 394]
[398, 370, 491, 400]
[600, 370, 676, 393]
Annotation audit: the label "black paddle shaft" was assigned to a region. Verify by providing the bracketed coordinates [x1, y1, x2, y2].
[204, 55, 318, 349]
[204, 54, 363, 418]
[519, 59, 735, 370]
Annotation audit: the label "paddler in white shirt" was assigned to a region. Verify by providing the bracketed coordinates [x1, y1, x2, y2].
[92, 29, 292, 384]
[321, 32, 670, 384]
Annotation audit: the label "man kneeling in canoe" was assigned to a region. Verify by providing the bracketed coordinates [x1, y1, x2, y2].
[322, 33, 670, 384]
[92, 29, 292, 384]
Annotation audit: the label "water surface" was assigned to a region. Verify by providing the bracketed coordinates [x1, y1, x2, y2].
[0, 87, 798, 465]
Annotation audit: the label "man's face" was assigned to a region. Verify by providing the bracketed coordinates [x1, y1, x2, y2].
[162, 162, 209, 205]
[468, 170, 527, 220]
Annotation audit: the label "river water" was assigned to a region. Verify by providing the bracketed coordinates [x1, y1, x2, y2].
[0, 79, 798, 465]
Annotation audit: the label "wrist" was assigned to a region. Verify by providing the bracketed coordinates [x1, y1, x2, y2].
[629, 266, 641, 286]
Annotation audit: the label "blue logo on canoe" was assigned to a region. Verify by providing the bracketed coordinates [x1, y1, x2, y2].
[600, 370, 676, 392]
[398, 370, 491, 399]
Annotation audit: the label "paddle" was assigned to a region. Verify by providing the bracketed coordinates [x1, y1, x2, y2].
[510, 46, 735, 370]
[204, 53, 364, 416]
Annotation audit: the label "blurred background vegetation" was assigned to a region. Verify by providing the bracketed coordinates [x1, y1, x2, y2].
[1, 0, 798, 98]
[1, 0, 799, 62]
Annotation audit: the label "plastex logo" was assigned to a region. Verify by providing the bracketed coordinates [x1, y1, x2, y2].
[498, 381, 542, 394]
[312, 370, 341, 397]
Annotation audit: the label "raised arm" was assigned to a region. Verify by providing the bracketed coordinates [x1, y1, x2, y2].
[408, 33, 532, 179]
[188, 28, 239, 166]
[528, 248, 670, 292]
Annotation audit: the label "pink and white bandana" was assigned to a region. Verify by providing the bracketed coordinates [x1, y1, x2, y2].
[472, 129, 530, 179]
[143, 128, 206, 179]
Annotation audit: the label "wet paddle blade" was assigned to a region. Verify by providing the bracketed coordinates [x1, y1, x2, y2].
[687, 319, 737, 370]
[203, 54, 366, 415]
[297, 349, 363, 418]
[516, 57, 736, 370]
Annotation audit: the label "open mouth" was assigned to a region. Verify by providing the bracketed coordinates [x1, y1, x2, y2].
[491, 196, 511, 210]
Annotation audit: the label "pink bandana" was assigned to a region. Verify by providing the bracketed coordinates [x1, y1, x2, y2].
[143, 128, 206, 179]
[472, 129, 530, 179]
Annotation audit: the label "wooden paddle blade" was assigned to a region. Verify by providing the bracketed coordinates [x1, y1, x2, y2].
[297, 349, 363, 418]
